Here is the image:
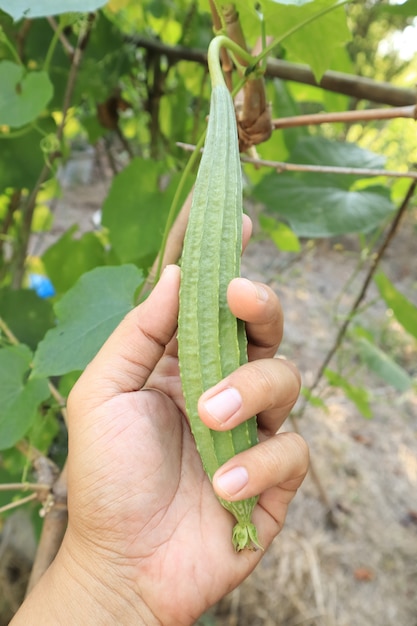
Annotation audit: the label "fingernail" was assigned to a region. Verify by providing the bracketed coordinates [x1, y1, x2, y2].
[255, 283, 268, 302]
[216, 466, 249, 496]
[203, 388, 242, 424]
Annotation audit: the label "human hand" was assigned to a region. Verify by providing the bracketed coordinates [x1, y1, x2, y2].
[13, 253, 308, 625]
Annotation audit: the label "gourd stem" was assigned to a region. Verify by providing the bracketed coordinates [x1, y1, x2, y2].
[207, 35, 254, 88]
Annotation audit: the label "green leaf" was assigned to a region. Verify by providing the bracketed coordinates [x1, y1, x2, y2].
[355, 336, 412, 393]
[325, 368, 372, 419]
[269, 79, 306, 154]
[234, 0, 351, 80]
[253, 137, 395, 237]
[0, 0, 107, 20]
[374, 272, 417, 341]
[0, 61, 53, 128]
[301, 387, 328, 410]
[26, 406, 60, 455]
[0, 117, 56, 192]
[42, 226, 108, 295]
[378, 0, 417, 16]
[0, 288, 55, 350]
[102, 158, 192, 267]
[270, 0, 351, 81]
[259, 215, 301, 252]
[32, 265, 144, 377]
[0, 345, 50, 450]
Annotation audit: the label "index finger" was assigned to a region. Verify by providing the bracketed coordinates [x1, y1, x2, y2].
[227, 278, 283, 360]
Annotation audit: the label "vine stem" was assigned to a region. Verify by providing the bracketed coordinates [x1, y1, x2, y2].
[0, 482, 52, 492]
[154, 131, 205, 284]
[0, 493, 38, 515]
[154, 34, 255, 286]
[0, 316, 19, 343]
[207, 35, 254, 88]
[46, 16, 75, 58]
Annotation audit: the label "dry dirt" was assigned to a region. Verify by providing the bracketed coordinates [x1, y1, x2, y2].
[6, 158, 417, 625]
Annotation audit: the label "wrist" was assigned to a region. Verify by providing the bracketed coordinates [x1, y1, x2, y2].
[11, 536, 161, 626]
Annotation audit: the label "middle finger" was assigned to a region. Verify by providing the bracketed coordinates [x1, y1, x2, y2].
[198, 357, 301, 437]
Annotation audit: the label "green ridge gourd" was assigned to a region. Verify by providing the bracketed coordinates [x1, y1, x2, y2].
[177, 40, 261, 552]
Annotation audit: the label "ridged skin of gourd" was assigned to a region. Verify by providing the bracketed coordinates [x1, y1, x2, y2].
[178, 83, 261, 551]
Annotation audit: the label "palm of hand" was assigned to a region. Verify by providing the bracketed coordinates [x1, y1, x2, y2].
[66, 358, 263, 625]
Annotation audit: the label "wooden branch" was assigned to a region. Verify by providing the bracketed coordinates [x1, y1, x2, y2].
[0, 482, 51, 492]
[46, 16, 75, 56]
[265, 58, 417, 107]
[130, 35, 417, 107]
[272, 105, 417, 129]
[0, 316, 19, 344]
[177, 142, 417, 179]
[25, 463, 68, 596]
[240, 156, 417, 180]
[0, 493, 38, 515]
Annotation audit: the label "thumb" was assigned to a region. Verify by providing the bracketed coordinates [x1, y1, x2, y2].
[70, 264, 180, 406]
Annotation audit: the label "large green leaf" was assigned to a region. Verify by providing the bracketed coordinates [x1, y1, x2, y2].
[0, 0, 106, 20]
[378, 0, 417, 16]
[356, 336, 412, 393]
[234, 0, 351, 80]
[42, 226, 108, 295]
[102, 158, 192, 267]
[374, 272, 417, 341]
[0, 61, 53, 128]
[32, 265, 144, 377]
[0, 117, 56, 191]
[253, 137, 395, 237]
[259, 215, 301, 252]
[270, 79, 307, 155]
[0, 288, 55, 350]
[0, 345, 50, 450]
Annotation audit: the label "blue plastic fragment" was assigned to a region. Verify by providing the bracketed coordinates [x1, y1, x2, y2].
[28, 273, 56, 298]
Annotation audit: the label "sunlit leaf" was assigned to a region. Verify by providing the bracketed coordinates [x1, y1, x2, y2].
[325, 368, 372, 418]
[374, 272, 417, 340]
[378, 0, 417, 16]
[0, 61, 53, 128]
[0, 0, 107, 20]
[234, 0, 351, 80]
[259, 214, 301, 252]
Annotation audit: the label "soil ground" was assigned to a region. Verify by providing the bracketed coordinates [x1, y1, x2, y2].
[6, 157, 417, 625]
